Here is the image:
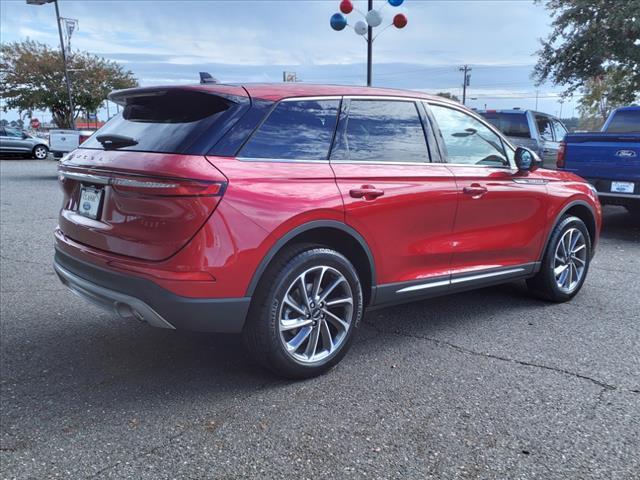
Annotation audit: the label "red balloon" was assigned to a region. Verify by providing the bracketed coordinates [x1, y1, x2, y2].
[393, 13, 408, 28]
[340, 0, 353, 14]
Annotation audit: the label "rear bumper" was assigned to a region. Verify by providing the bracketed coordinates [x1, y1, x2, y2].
[54, 249, 251, 333]
[584, 177, 640, 206]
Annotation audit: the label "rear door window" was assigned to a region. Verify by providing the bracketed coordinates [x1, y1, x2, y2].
[239, 100, 340, 160]
[479, 112, 531, 138]
[534, 114, 554, 141]
[330, 99, 429, 163]
[81, 89, 246, 154]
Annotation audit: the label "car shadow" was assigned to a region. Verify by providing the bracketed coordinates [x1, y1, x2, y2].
[599, 205, 640, 242]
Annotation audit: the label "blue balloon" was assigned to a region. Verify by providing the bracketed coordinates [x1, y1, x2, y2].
[330, 13, 347, 31]
[388, 0, 404, 6]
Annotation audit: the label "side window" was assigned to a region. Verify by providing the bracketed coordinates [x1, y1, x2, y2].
[535, 115, 554, 141]
[552, 120, 567, 141]
[330, 100, 429, 163]
[429, 104, 509, 167]
[240, 100, 339, 160]
[5, 128, 22, 138]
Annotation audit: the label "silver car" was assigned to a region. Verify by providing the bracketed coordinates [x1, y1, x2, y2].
[478, 109, 568, 167]
[0, 127, 50, 159]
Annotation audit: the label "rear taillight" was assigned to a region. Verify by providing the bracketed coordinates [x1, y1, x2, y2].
[110, 175, 225, 197]
[58, 168, 226, 197]
[556, 141, 566, 169]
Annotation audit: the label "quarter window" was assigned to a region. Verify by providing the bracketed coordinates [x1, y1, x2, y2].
[535, 115, 554, 141]
[330, 100, 429, 163]
[552, 120, 567, 141]
[429, 104, 509, 167]
[240, 100, 339, 160]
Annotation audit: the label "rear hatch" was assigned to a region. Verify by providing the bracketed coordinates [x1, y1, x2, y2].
[57, 85, 249, 261]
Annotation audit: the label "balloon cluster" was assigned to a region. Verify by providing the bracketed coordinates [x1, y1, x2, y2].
[330, 0, 407, 35]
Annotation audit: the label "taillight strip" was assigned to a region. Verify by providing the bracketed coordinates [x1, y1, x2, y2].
[59, 171, 110, 185]
[58, 169, 225, 196]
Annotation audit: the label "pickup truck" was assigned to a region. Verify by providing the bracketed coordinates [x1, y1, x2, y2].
[49, 129, 94, 158]
[557, 106, 640, 215]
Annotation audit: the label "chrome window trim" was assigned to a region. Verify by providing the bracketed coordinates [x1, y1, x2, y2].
[280, 96, 343, 102]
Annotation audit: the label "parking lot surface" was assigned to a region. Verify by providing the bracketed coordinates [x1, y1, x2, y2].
[1, 159, 639, 479]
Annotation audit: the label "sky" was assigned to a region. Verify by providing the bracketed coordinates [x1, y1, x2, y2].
[0, 0, 580, 123]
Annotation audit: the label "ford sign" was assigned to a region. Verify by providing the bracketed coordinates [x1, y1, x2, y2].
[615, 149, 637, 158]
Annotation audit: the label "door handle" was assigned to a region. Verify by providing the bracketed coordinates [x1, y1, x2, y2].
[349, 185, 385, 200]
[463, 184, 488, 197]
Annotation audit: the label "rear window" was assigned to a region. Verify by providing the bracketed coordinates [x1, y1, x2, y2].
[81, 89, 246, 154]
[480, 112, 531, 138]
[606, 110, 640, 133]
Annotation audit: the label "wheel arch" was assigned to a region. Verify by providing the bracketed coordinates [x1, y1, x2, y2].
[540, 200, 598, 261]
[246, 220, 377, 306]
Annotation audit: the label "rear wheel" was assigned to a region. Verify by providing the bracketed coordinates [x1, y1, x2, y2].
[32, 145, 49, 160]
[527, 215, 591, 302]
[243, 245, 363, 378]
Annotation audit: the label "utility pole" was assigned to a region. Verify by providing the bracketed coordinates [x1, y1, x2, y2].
[559, 99, 564, 119]
[54, 0, 75, 129]
[27, 0, 75, 129]
[535, 89, 539, 110]
[459, 65, 471, 105]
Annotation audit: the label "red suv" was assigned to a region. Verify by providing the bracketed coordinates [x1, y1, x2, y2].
[54, 84, 601, 378]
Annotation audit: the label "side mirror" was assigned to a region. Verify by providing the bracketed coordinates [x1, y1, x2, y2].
[514, 146, 543, 172]
[22, 132, 29, 139]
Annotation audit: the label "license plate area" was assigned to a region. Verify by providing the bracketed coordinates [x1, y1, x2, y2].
[78, 186, 104, 219]
[610, 181, 635, 194]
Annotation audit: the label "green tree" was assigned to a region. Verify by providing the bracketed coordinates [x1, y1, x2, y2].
[0, 40, 138, 128]
[435, 92, 461, 102]
[533, 0, 640, 106]
[578, 69, 635, 122]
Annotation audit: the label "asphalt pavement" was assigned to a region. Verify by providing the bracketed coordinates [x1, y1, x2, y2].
[1, 159, 638, 479]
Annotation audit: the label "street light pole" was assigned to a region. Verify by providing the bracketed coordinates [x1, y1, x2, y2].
[53, 0, 75, 129]
[366, 0, 373, 87]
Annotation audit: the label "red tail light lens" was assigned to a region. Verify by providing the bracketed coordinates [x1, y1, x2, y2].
[556, 142, 566, 169]
[58, 168, 226, 197]
[110, 175, 225, 197]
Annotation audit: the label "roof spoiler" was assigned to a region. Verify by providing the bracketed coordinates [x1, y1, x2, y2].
[199, 72, 219, 84]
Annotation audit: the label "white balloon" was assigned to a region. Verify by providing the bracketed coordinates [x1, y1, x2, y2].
[354, 20, 368, 36]
[366, 9, 383, 27]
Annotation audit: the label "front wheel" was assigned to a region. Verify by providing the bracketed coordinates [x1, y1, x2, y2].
[32, 145, 49, 160]
[527, 215, 591, 302]
[243, 245, 364, 379]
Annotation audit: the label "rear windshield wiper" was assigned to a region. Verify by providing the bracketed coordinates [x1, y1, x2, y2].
[96, 134, 138, 150]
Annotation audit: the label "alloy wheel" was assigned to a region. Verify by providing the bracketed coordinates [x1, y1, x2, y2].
[34, 147, 48, 159]
[278, 265, 354, 364]
[553, 227, 587, 293]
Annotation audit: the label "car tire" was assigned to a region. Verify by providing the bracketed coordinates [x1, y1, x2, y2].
[32, 145, 49, 160]
[527, 215, 591, 302]
[243, 244, 364, 379]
